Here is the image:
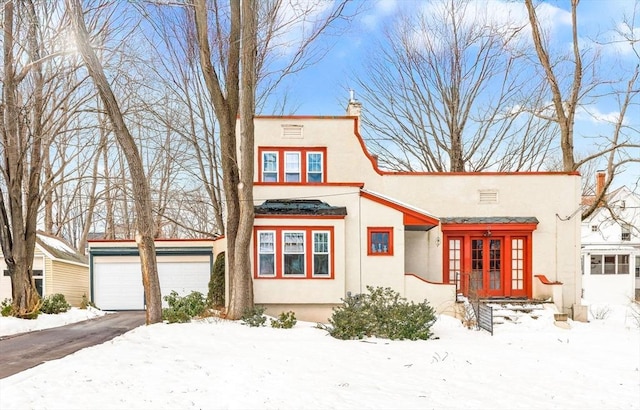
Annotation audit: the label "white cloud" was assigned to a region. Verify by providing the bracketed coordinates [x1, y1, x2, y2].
[361, 0, 399, 31]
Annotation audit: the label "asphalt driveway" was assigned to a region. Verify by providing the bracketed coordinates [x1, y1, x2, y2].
[0, 311, 146, 379]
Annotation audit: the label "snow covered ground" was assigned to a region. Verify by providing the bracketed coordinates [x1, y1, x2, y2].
[0, 304, 638, 410]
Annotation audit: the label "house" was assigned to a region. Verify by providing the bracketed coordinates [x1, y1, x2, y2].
[244, 101, 585, 323]
[87, 239, 224, 310]
[581, 173, 640, 304]
[0, 232, 89, 307]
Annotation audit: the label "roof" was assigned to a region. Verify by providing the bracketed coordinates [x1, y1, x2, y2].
[254, 200, 348, 216]
[36, 232, 88, 265]
[360, 189, 439, 231]
[441, 217, 539, 224]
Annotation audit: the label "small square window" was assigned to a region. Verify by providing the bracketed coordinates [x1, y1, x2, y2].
[591, 225, 598, 232]
[368, 227, 393, 256]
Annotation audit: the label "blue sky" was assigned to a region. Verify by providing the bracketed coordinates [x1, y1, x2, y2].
[266, 0, 638, 189]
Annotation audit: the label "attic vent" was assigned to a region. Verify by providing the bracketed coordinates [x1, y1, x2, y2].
[479, 190, 498, 204]
[282, 125, 303, 139]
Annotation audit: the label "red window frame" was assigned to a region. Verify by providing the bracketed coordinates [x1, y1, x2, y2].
[254, 226, 334, 279]
[367, 227, 393, 256]
[258, 147, 327, 184]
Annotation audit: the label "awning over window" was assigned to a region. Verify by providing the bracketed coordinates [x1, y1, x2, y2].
[254, 199, 347, 216]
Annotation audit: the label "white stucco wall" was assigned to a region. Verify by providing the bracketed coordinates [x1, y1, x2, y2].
[251, 116, 583, 313]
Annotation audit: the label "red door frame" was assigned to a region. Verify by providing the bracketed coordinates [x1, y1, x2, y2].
[442, 223, 536, 299]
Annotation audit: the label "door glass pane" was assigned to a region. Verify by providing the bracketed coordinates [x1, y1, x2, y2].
[511, 238, 524, 290]
[471, 239, 483, 290]
[489, 239, 501, 290]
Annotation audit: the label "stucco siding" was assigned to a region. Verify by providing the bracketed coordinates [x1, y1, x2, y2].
[251, 116, 583, 315]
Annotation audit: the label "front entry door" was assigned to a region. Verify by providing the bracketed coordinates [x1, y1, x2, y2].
[470, 237, 503, 297]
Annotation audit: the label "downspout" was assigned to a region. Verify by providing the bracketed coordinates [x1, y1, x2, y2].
[359, 192, 363, 294]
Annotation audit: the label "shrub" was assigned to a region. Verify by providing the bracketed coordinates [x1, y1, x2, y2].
[327, 286, 437, 341]
[271, 311, 297, 329]
[40, 293, 71, 314]
[241, 305, 267, 327]
[207, 252, 225, 308]
[1, 298, 14, 317]
[162, 291, 207, 324]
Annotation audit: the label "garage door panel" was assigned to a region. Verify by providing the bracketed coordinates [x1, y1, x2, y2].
[159, 262, 210, 308]
[94, 263, 144, 310]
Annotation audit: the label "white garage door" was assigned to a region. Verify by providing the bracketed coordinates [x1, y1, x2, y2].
[93, 259, 211, 310]
[94, 262, 145, 310]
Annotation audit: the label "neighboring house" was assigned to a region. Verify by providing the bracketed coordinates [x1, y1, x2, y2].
[88, 239, 224, 310]
[245, 101, 585, 323]
[581, 174, 640, 304]
[0, 232, 89, 306]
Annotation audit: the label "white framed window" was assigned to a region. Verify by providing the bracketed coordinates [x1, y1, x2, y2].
[313, 231, 330, 276]
[590, 254, 630, 275]
[284, 152, 301, 182]
[283, 231, 305, 276]
[591, 225, 598, 232]
[307, 152, 323, 183]
[262, 152, 278, 182]
[257, 231, 276, 276]
[636, 256, 640, 278]
[621, 224, 631, 241]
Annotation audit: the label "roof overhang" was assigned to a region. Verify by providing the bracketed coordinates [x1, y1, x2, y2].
[441, 217, 539, 233]
[360, 189, 439, 231]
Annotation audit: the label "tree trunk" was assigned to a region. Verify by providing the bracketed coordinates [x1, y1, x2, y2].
[67, 0, 162, 324]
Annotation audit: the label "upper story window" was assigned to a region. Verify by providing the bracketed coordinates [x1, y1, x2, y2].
[621, 224, 631, 241]
[259, 147, 326, 184]
[591, 225, 598, 232]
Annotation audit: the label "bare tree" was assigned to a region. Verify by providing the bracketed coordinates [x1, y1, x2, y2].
[525, 0, 640, 219]
[354, 0, 554, 172]
[191, 0, 256, 319]
[67, 0, 163, 324]
[0, 0, 46, 316]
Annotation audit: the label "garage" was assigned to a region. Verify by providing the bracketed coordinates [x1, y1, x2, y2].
[88, 239, 222, 311]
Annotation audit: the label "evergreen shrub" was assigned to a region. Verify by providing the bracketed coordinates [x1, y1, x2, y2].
[328, 286, 437, 340]
[241, 305, 267, 327]
[207, 252, 225, 308]
[40, 293, 71, 314]
[162, 291, 207, 323]
[271, 311, 297, 328]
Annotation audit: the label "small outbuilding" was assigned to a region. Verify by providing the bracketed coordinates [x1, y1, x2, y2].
[88, 239, 223, 310]
[0, 232, 89, 307]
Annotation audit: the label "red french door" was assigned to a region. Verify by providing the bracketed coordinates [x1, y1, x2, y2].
[470, 237, 503, 297]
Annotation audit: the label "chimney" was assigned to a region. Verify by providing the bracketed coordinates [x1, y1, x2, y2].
[595, 170, 605, 205]
[346, 89, 362, 117]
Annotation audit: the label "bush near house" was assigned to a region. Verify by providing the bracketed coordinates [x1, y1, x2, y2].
[241, 305, 267, 327]
[207, 252, 225, 308]
[327, 286, 437, 341]
[40, 293, 71, 314]
[270, 311, 297, 328]
[162, 291, 207, 323]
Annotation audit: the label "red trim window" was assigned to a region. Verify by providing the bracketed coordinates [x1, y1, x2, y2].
[258, 147, 327, 184]
[367, 227, 393, 256]
[254, 226, 333, 279]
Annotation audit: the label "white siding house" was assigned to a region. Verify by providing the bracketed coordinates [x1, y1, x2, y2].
[581, 179, 640, 305]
